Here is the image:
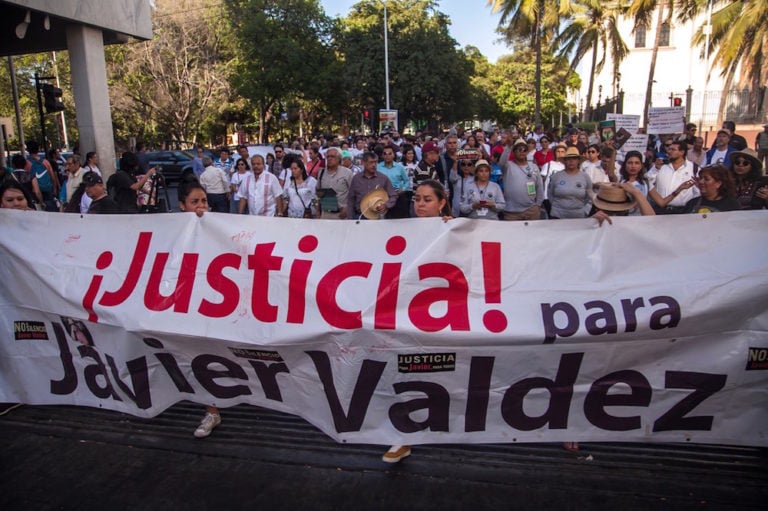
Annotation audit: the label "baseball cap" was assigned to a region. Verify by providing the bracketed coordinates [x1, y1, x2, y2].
[82, 171, 103, 186]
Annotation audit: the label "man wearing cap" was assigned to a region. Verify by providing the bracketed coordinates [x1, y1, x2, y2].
[347, 152, 397, 220]
[83, 171, 120, 214]
[756, 124, 768, 171]
[501, 138, 543, 221]
[316, 147, 353, 219]
[706, 129, 735, 167]
[413, 141, 444, 187]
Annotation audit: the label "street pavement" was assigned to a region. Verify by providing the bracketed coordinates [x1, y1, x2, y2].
[1, 402, 765, 510]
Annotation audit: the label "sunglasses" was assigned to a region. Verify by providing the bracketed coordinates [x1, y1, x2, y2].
[587, 149, 597, 153]
[460, 162, 474, 166]
[514, 147, 527, 152]
[733, 159, 750, 165]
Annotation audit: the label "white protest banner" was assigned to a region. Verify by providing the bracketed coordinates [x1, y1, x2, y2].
[1, 211, 767, 447]
[606, 114, 641, 134]
[648, 107, 685, 134]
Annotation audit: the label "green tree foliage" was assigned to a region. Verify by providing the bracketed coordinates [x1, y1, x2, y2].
[691, 0, 767, 123]
[553, 0, 628, 120]
[0, 53, 75, 150]
[483, 49, 580, 128]
[489, 0, 571, 125]
[106, 0, 235, 148]
[336, 0, 473, 131]
[223, 0, 340, 142]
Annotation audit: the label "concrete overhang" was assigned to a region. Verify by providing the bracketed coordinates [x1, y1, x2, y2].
[0, 0, 152, 57]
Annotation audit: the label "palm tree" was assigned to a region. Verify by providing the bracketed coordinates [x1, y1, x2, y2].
[691, 0, 768, 124]
[488, 0, 570, 126]
[628, 0, 675, 128]
[553, 0, 628, 121]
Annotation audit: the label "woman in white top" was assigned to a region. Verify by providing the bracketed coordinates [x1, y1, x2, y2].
[281, 158, 318, 218]
[580, 144, 605, 184]
[618, 150, 650, 216]
[229, 157, 250, 214]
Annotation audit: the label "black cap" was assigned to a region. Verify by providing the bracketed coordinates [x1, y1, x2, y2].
[82, 171, 103, 186]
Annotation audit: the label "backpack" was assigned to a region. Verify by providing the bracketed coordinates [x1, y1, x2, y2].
[28, 157, 52, 193]
[12, 170, 36, 205]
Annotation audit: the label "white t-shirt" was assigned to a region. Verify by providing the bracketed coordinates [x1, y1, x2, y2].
[653, 160, 700, 207]
[230, 171, 249, 201]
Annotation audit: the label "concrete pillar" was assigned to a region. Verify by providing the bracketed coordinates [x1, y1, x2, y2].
[66, 25, 116, 179]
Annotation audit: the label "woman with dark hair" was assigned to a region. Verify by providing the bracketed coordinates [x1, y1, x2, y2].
[84, 151, 101, 175]
[229, 157, 251, 214]
[683, 164, 740, 214]
[618, 150, 650, 216]
[176, 181, 222, 437]
[384, 179, 452, 464]
[306, 145, 325, 179]
[1, 181, 34, 210]
[729, 148, 768, 210]
[280, 157, 318, 218]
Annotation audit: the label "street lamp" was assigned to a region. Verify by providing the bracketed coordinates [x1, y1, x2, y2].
[383, 0, 390, 110]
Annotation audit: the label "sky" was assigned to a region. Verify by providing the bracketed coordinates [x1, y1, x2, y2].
[319, 0, 509, 63]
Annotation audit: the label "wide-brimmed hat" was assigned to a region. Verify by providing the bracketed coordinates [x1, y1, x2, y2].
[562, 147, 582, 159]
[513, 138, 528, 149]
[730, 148, 763, 173]
[474, 159, 491, 171]
[593, 184, 636, 212]
[359, 188, 389, 220]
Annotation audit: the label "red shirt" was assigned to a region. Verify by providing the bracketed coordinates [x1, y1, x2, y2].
[534, 149, 554, 167]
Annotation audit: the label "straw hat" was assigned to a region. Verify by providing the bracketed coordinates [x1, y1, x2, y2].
[475, 159, 491, 170]
[359, 188, 389, 219]
[730, 148, 763, 173]
[592, 184, 636, 212]
[562, 147, 582, 159]
[513, 138, 528, 149]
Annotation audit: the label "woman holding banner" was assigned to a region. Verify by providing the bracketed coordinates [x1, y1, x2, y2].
[383, 180, 451, 464]
[176, 181, 223, 438]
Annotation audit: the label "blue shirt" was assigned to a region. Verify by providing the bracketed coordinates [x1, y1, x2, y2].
[377, 162, 411, 191]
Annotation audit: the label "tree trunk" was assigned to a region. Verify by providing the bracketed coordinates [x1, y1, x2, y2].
[642, 2, 667, 128]
[534, 0, 544, 126]
[584, 39, 598, 122]
[716, 70, 735, 129]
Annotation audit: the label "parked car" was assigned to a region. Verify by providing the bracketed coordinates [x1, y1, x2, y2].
[144, 150, 196, 184]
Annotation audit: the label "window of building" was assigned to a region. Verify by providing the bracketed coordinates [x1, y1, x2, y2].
[659, 22, 671, 46]
[635, 26, 646, 48]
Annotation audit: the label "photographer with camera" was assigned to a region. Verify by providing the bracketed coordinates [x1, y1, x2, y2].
[107, 152, 158, 213]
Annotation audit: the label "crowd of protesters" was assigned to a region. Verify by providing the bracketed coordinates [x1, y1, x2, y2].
[3, 120, 767, 218]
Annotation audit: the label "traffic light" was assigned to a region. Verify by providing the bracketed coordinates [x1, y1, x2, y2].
[42, 84, 64, 113]
[673, 97, 682, 108]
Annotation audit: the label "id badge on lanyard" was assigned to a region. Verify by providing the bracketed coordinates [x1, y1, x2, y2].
[526, 180, 536, 196]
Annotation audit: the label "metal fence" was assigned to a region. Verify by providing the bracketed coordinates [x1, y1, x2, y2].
[617, 88, 767, 127]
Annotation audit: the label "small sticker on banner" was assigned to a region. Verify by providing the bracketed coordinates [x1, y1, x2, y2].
[13, 321, 49, 340]
[746, 347, 768, 370]
[228, 348, 284, 362]
[398, 353, 456, 373]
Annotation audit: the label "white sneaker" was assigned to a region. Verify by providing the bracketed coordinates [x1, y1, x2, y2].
[382, 445, 411, 463]
[194, 412, 221, 438]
